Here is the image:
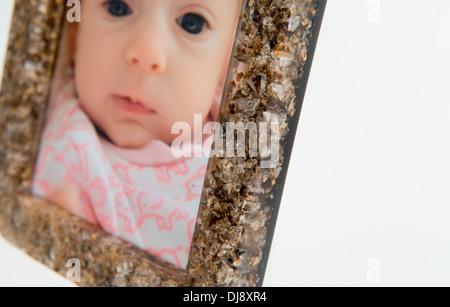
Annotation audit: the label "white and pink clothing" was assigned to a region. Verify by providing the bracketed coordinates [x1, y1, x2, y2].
[31, 80, 210, 268]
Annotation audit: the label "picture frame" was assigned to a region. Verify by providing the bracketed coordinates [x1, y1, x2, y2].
[0, 0, 326, 287]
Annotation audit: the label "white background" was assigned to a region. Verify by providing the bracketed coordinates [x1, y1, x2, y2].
[1, 0, 449, 287]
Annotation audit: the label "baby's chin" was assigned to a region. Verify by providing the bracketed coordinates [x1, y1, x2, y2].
[106, 127, 157, 150]
[108, 129, 183, 150]
[112, 137, 151, 150]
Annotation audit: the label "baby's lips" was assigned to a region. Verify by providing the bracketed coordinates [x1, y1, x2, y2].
[113, 94, 157, 115]
[128, 94, 158, 113]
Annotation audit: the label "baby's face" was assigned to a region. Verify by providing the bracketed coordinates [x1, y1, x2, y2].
[73, 0, 241, 149]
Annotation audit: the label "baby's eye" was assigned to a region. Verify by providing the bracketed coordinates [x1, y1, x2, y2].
[177, 13, 208, 35]
[105, 0, 132, 17]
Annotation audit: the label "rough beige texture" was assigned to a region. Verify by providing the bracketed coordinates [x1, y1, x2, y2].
[0, 0, 320, 286]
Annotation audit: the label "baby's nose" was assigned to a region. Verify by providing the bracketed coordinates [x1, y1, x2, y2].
[125, 28, 168, 74]
[127, 54, 166, 74]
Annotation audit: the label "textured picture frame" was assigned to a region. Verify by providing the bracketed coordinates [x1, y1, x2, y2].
[0, 0, 326, 287]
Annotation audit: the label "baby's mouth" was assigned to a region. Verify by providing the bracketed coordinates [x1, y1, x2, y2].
[112, 95, 156, 115]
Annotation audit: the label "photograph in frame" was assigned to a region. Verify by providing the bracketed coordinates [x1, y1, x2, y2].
[0, 0, 326, 287]
[31, 0, 244, 271]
